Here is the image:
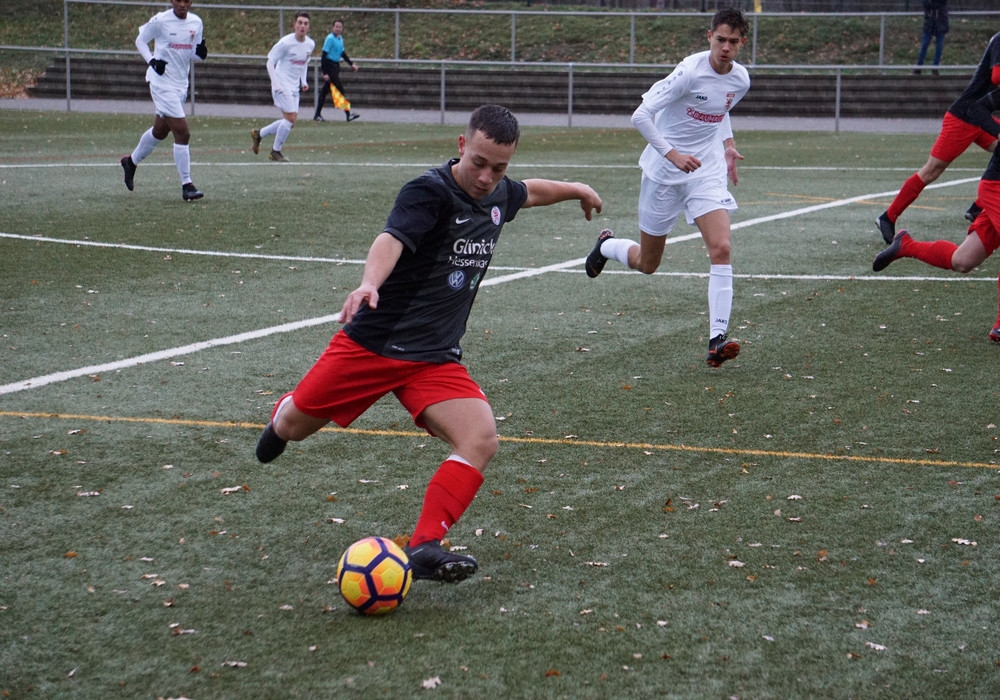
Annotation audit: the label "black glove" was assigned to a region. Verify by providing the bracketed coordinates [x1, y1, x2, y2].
[149, 58, 167, 75]
[195, 41, 207, 60]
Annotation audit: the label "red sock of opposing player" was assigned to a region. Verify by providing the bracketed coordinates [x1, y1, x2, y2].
[410, 458, 484, 546]
[899, 236, 957, 270]
[887, 173, 927, 222]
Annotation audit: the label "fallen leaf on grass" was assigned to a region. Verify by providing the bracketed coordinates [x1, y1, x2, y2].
[422, 676, 441, 689]
[865, 641, 887, 651]
[220, 485, 250, 495]
[221, 661, 247, 668]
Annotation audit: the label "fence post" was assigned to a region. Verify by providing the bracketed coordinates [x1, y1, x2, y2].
[395, 11, 400, 60]
[567, 63, 574, 128]
[629, 14, 635, 65]
[64, 0, 72, 112]
[879, 14, 885, 68]
[835, 68, 841, 133]
[440, 63, 446, 125]
[511, 13, 517, 63]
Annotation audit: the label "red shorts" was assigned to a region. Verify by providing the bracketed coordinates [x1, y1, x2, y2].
[930, 112, 1000, 162]
[291, 331, 487, 432]
[969, 180, 1000, 256]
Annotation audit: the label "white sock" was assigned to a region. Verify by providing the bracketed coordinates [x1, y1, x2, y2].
[131, 128, 161, 164]
[259, 119, 282, 138]
[708, 264, 733, 338]
[601, 238, 639, 268]
[173, 143, 191, 185]
[273, 119, 294, 152]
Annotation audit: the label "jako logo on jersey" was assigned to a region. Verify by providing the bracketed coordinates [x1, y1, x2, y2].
[695, 94, 708, 101]
[453, 238, 496, 255]
[491, 206, 501, 225]
[447, 270, 466, 290]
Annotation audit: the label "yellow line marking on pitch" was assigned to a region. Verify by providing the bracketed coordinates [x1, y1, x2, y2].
[2, 410, 997, 471]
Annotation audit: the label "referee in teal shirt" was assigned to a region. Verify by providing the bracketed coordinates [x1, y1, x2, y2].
[313, 19, 359, 122]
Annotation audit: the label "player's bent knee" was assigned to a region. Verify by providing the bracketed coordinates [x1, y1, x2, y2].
[635, 259, 661, 275]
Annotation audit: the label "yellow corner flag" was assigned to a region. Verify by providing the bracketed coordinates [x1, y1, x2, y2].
[330, 85, 351, 111]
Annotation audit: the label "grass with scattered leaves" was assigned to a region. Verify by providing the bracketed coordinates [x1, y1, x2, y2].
[1, 111, 999, 697]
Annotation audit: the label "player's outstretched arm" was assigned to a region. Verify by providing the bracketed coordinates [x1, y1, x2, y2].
[339, 232, 404, 324]
[522, 179, 603, 221]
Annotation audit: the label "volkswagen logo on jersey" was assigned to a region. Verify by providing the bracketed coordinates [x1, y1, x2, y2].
[491, 206, 501, 225]
[447, 270, 466, 290]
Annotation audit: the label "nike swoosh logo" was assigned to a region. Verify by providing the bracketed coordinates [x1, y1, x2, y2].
[455, 217, 471, 224]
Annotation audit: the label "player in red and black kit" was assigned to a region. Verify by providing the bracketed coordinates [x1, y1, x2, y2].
[873, 78, 1000, 342]
[876, 31, 1000, 245]
[254, 105, 603, 583]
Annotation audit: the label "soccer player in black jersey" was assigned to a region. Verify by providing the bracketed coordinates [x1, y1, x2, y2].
[873, 34, 1000, 343]
[875, 31, 1000, 246]
[255, 105, 603, 583]
[874, 85, 1000, 342]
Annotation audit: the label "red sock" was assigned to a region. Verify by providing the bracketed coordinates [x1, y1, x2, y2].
[886, 173, 927, 222]
[900, 236, 956, 270]
[410, 459, 484, 546]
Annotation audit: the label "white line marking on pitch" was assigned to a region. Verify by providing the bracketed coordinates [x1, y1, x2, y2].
[0, 176, 987, 395]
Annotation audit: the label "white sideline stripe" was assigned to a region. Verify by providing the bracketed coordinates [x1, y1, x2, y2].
[0, 232, 367, 264]
[0, 315, 342, 396]
[0, 175, 986, 395]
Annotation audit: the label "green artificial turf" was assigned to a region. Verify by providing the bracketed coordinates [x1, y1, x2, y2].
[1, 110, 999, 698]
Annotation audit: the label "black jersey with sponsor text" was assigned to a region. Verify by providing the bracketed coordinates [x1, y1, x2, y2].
[344, 158, 528, 363]
[948, 31, 1000, 138]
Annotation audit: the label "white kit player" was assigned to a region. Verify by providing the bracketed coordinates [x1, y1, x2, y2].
[250, 12, 315, 163]
[584, 8, 751, 368]
[120, 0, 207, 201]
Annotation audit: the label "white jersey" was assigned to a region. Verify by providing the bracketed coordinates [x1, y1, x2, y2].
[136, 9, 204, 91]
[634, 50, 750, 186]
[267, 33, 315, 93]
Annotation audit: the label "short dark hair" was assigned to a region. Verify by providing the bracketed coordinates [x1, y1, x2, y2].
[712, 8, 749, 37]
[295, 11, 310, 22]
[468, 105, 520, 146]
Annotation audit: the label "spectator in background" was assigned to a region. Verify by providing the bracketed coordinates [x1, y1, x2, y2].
[313, 19, 359, 123]
[915, 0, 948, 75]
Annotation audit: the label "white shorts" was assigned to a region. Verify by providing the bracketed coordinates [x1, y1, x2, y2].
[637, 173, 737, 236]
[150, 84, 188, 119]
[272, 89, 301, 115]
